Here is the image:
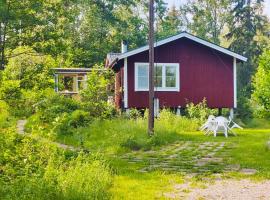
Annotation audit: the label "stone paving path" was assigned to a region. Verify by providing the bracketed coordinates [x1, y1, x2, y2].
[121, 141, 233, 174]
[17, 119, 27, 135]
[16, 120, 81, 151]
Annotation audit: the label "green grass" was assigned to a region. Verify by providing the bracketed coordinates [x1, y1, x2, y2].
[26, 115, 270, 199]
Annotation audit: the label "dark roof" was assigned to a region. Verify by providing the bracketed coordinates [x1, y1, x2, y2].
[53, 68, 105, 74]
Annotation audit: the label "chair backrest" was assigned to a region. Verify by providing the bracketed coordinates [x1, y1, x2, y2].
[215, 116, 229, 126]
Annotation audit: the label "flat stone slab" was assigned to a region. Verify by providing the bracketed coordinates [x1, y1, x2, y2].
[240, 168, 257, 175]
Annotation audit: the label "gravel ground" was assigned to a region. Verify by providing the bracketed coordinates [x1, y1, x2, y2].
[165, 179, 270, 200]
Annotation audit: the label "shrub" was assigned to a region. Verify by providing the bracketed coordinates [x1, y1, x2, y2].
[0, 127, 113, 200]
[49, 154, 113, 200]
[127, 108, 142, 119]
[0, 101, 10, 127]
[81, 65, 115, 119]
[120, 136, 143, 151]
[157, 109, 199, 132]
[35, 93, 81, 123]
[51, 110, 91, 136]
[69, 110, 91, 128]
[0, 80, 22, 109]
[186, 98, 216, 122]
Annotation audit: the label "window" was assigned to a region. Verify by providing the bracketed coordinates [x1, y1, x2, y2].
[77, 76, 86, 91]
[154, 65, 162, 87]
[135, 63, 179, 91]
[136, 64, 149, 90]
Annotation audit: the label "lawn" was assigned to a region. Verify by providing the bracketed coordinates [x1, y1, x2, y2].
[28, 116, 270, 199]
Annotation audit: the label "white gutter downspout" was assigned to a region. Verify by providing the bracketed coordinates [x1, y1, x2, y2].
[122, 41, 128, 109]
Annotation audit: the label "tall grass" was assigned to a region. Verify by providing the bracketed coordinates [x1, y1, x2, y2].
[0, 126, 113, 200]
[53, 109, 200, 153]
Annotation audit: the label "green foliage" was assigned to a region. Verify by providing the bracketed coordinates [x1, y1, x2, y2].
[0, 46, 57, 117]
[186, 99, 217, 122]
[252, 48, 270, 118]
[34, 93, 81, 123]
[157, 109, 200, 132]
[51, 110, 91, 136]
[0, 80, 22, 106]
[179, 0, 230, 44]
[45, 154, 112, 200]
[0, 127, 113, 200]
[3, 46, 55, 90]
[157, 5, 182, 39]
[49, 111, 200, 152]
[81, 65, 116, 119]
[127, 108, 142, 119]
[0, 101, 11, 127]
[227, 0, 268, 100]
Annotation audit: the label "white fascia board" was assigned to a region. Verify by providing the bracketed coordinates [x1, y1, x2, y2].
[118, 32, 247, 62]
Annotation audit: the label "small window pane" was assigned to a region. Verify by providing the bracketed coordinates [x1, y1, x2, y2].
[138, 76, 148, 89]
[138, 65, 148, 76]
[166, 76, 176, 87]
[137, 65, 149, 89]
[154, 65, 162, 87]
[166, 66, 176, 87]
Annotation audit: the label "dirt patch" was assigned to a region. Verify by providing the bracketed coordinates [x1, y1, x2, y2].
[165, 179, 270, 200]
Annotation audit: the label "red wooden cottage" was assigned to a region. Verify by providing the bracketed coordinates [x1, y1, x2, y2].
[106, 32, 247, 115]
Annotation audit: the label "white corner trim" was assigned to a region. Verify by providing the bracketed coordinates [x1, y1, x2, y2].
[134, 62, 180, 92]
[233, 57, 237, 108]
[118, 32, 247, 62]
[124, 58, 128, 108]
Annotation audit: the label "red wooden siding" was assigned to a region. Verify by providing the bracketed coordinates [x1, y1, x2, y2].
[126, 38, 234, 109]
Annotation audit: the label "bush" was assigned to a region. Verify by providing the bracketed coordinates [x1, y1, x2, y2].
[186, 98, 216, 122]
[49, 154, 112, 200]
[157, 109, 199, 132]
[0, 101, 10, 127]
[51, 110, 91, 136]
[69, 110, 91, 128]
[120, 136, 143, 151]
[35, 93, 81, 123]
[0, 127, 113, 200]
[0, 80, 22, 115]
[127, 108, 142, 119]
[81, 65, 115, 119]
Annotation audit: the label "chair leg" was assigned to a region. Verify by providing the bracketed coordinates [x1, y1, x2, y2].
[225, 128, 228, 138]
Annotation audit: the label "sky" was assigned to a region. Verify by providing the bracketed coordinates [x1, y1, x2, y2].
[164, 0, 270, 18]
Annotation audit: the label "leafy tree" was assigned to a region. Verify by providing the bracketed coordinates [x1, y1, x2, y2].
[179, 0, 230, 44]
[81, 65, 115, 118]
[3, 46, 55, 90]
[157, 5, 182, 39]
[0, 0, 79, 69]
[252, 48, 270, 118]
[226, 0, 269, 97]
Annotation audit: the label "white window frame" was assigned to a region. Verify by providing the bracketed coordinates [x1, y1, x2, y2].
[134, 62, 180, 92]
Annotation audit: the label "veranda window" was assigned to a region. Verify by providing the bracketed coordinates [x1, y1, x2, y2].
[135, 63, 180, 91]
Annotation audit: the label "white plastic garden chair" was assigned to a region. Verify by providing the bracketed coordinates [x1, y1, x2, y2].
[200, 115, 216, 136]
[201, 116, 243, 137]
[227, 117, 243, 136]
[213, 116, 229, 137]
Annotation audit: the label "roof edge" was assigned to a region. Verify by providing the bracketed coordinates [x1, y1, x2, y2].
[117, 32, 247, 62]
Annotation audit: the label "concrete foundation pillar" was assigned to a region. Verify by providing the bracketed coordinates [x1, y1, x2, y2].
[230, 108, 234, 119]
